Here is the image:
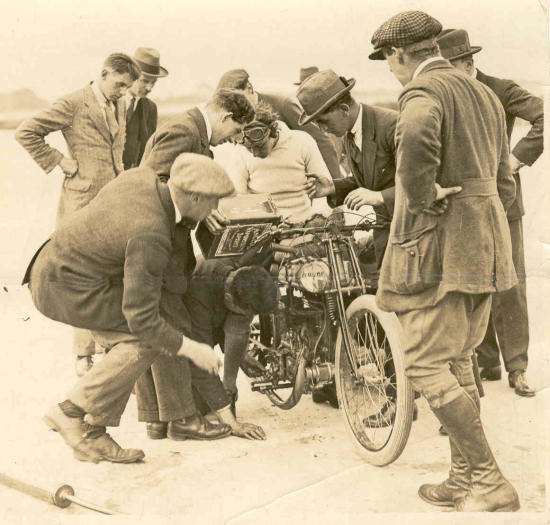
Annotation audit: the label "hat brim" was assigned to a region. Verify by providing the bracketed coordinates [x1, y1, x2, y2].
[369, 48, 386, 61]
[444, 46, 482, 62]
[298, 78, 356, 126]
[136, 62, 169, 78]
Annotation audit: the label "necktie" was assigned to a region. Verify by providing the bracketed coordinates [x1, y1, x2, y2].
[104, 101, 119, 139]
[126, 97, 136, 123]
[346, 131, 362, 168]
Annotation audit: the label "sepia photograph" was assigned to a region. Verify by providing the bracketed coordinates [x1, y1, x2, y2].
[0, 0, 548, 523]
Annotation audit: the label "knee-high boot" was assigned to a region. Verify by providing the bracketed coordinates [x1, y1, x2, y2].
[431, 389, 519, 512]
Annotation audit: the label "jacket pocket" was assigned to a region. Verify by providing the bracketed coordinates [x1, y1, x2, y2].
[387, 226, 441, 294]
[63, 176, 91, 192]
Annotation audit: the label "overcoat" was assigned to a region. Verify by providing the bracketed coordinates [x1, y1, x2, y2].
[376, 60, 517, 313]
[23, 168, 193, 354]
[476, 69, 544, 221]
[140, 107, 212, 178]
[15, 84, 126, 224]
[328, 103, 397, 266]
[123, 97, 158, 169]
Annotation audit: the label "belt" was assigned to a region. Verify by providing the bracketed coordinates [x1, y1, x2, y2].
[453, 178, 498, 199]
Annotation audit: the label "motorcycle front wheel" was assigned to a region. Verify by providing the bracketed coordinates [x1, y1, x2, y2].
[335, 294, 414, 466]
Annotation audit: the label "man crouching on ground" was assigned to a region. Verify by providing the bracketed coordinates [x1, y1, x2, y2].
[22, 153, 234, 463]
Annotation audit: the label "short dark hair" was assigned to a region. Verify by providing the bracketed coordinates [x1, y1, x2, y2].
[212, 88, 255, 124]
[322, 92, 354, 115]
[103, 53, 141, 81]
[229, 266, 278, 314]
[251, 101, 279, 127]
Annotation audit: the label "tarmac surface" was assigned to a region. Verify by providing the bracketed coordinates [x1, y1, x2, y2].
[0, 129, 548, 524]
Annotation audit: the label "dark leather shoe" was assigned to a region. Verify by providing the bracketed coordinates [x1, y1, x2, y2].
[146, 422, 168, 440]
[167, 414, 232, 441]
[508, 370, 535, 397]
[74, 431, 145, 463]
[312, 383, 339, 408]
[479, 365, 501, 381]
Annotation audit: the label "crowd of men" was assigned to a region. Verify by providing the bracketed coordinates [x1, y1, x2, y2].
[14, 9, 543, 513]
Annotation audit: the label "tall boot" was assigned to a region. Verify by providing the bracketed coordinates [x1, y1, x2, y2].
[418, 385, 480, 507]
[432, 390, 519, 512]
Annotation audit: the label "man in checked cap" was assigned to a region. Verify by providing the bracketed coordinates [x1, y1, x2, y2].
[369, 11, 519, 512]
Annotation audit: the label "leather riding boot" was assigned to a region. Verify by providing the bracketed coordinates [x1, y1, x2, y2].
[419, 386, 480, 507]
[432, 390, 519, 512]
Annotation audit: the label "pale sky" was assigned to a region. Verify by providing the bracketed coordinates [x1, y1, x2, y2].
[3, 0, 549, 101]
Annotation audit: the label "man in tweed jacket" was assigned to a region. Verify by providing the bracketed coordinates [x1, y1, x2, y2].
[15, 53, 141, 374]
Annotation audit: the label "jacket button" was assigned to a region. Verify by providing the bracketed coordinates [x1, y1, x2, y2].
[409, 251, 416, 257]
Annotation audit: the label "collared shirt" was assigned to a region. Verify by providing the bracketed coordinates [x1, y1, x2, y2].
[350, 105, 363, 151]
[473, 68, 479, 79]
[168, 184, 182, 223]
[91, 80, 115, 123]
[197, 103, 213, 143]
[126, 91, 140, 110]
[412, 56, 445, 80]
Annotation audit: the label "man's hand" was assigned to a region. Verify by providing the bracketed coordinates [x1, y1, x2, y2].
[204, 209, 229, 233]
[344, 188, 384, 210]
[305, 173, 335, 199]
[177, 339, 222, 375]
[509, 154, 524, 174]
[231, 422, 267, 440]
[59, 157, 78, 178]
[422, 183, 462, 215]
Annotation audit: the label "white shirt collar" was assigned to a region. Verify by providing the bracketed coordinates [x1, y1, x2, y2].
[197, 103, 212, 143]
[168, 184, 182, 223]
[412, 56, 445, 80]
[126, 91, 140, 107]
[91, 80, 110, 109]
[472, 67, 479, 79]
[350, 105, 363, 150]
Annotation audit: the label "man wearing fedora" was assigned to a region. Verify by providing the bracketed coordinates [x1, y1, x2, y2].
[123, 47, 168, 170]
[215, 68, 343, 180]
[294, 66, 319, 87]
[370, 10, 519, 512]
[24, 153, 234, 463]
[15, 53, 141, 377]
[437, 29, 543, 398]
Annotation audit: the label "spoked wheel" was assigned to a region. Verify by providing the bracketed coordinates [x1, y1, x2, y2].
[335, 295, 414, 466]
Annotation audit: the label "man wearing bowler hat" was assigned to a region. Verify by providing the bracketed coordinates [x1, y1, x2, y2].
[24, 153, 235, 463]
[437, 29, 543, 397]
[123, 47, 168, 170]
[370, 10, 519, 512]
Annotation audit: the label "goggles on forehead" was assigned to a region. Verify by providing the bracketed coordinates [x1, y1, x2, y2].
[241, 125, 271, 143]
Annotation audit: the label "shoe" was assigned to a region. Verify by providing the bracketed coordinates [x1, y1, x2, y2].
[431, 390, 520, 512]
[479, 365, 501, 381]
[420, 386, 480, 507]
[75, 355, 94, 377]
[508, 370, 535, 397]
[167, 413, 232, 441]
[146, 421, 168, 440]
[312, 383, 339, 408]
[44, 404, 88, 450]
[240, 353, 266, 378]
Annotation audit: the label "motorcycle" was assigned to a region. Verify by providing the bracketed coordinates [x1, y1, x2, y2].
[239, 212, 415, 466]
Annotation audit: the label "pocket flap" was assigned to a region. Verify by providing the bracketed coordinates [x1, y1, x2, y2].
[64, 177, 91, 192]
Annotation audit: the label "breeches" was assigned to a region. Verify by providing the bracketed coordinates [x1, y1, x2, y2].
[397, 292, 491, 408]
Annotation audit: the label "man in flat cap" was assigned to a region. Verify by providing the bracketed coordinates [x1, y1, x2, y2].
[15, 53, 141, 376]
[23, 153, 235, 463]
[437, 29, 543, 397]
[123, 47, 168, 170]
[370, 10, 519, 512]
[141, 88, 255, 180]
[216, 68, 343, 181]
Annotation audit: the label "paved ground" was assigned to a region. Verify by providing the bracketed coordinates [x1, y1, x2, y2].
[0, 129, 548, 523]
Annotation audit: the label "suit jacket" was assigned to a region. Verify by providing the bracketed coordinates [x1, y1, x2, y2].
[24, 168, 194, 354]
[328, 104, 397, 266]
[258, 92, 341, 180]
[15, 84, 126, 224]
[141, 107, 212, 178]
[376, 60, 517, 313]
[476, 69, 544, 220]
[123, 97, 158, 169]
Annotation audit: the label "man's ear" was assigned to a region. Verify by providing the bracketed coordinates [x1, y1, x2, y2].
[221, 111, 234, 122]
[339, 103, 350, 115]
[394, 47, 405, 65]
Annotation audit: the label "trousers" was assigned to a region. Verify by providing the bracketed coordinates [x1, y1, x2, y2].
[397, 292, 491, 408]
[72, 327, 96, 356]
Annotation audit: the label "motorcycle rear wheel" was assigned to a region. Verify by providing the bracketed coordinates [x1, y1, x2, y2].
[335, 294, 414, 466]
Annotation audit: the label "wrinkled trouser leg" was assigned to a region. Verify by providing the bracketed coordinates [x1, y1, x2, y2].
[72, 327, 96, 357]
[68, 330, 158, 427]
[397, 292, 491, 408]
[134, 355, 196, 422]
[476, 218, 529, 373]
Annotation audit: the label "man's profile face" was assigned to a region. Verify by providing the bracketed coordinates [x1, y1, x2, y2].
[186, 195, 220, 221]
[314, 108, 348, 138]
[130, 74, 157, 98]
[384, 48, 410, 86]
[100, 69, 135, 102]
[450, 57, 474, 76]
[212, 114, 244, 146]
